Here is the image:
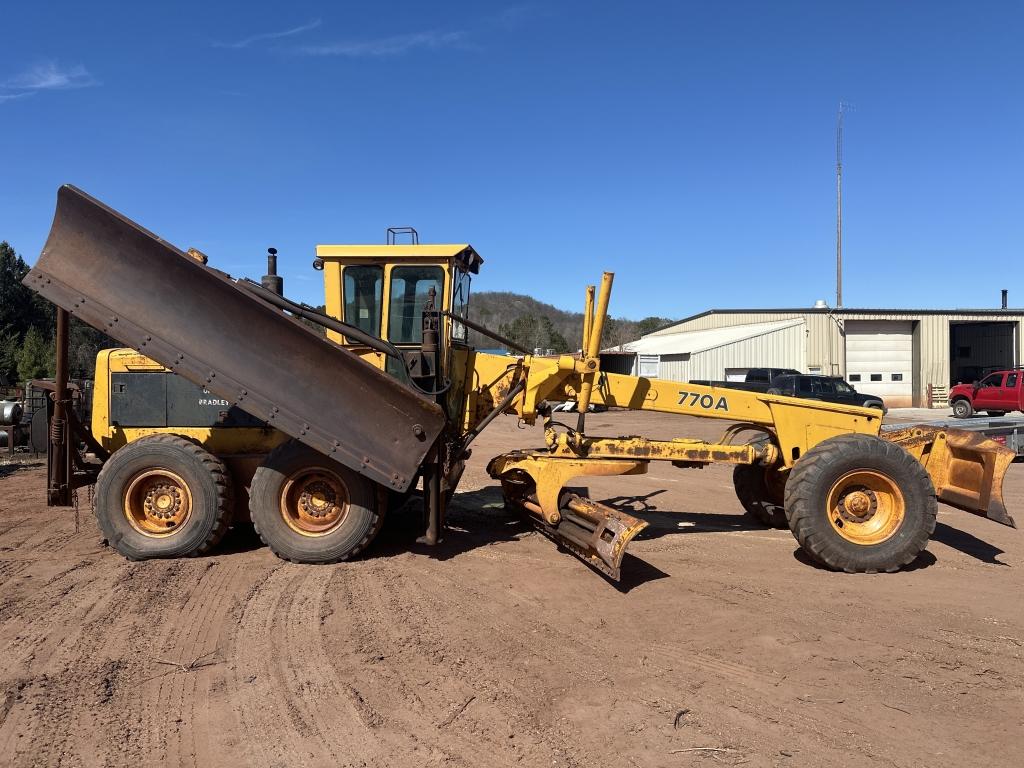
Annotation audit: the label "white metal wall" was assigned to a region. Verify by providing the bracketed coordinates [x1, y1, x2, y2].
[655, 321, 807, 382]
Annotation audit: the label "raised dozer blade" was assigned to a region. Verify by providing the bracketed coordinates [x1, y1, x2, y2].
[23, 185, 445, 493]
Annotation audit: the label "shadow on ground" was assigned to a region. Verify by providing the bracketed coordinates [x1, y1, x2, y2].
[932, 521, 1008, 565]
[371, 486, 673, 591]
[792, 547, 938, 572]
[597, 488, 768, 539]
[373, 486, 531, 561]
[0, 460, 44, 479]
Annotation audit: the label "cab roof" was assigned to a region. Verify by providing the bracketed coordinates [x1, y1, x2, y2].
[315, 244, 482, 274]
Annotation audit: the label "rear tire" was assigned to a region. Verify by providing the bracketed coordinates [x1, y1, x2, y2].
[249, 440, 382, 563]
[951, 399, 973, 418]
[95, 434, 233, 560]
[733, 463, 789, 529]
[784, 434, 936, 573]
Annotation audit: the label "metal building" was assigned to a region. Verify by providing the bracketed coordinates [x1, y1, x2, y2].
[605, 307, 1024, 408]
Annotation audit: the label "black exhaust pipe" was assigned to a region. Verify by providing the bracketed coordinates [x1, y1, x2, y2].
[262, 247, 283, 296]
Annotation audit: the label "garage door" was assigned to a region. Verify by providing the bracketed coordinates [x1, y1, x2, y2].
[844, 321, 913, 407]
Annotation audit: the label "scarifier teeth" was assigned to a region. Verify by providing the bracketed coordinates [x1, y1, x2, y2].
[516, 492, 648, 581]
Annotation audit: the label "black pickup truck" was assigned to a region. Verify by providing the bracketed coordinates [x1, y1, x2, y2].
[691, 370, 886, 412]
[690, 368, 799, 392]
[766, 374, 886, 412]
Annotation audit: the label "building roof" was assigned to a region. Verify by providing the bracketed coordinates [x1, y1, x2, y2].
[652, 306, 1024, 335]
[613, 318, 805, 356]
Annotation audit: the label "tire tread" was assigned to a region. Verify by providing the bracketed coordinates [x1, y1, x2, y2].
[94, 433, 233, 558]
[784, 434, 936, 573]
[249, 440, 382, 564]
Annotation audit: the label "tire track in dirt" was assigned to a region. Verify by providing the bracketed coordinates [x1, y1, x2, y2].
[327, 558, 611, 767]
[140, 561, 230, 766]
[0, 553, 245, 767]
[0, 553, 137, 767]
[230, 562, 385, 767]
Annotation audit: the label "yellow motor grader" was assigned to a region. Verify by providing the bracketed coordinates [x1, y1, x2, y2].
[24, 186, 1015, 579]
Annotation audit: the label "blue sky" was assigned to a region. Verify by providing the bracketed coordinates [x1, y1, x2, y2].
[1, 1, 1021, 320]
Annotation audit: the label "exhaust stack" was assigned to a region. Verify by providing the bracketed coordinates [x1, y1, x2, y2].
[262, 247, 283, 296]
[1002, 289, 1008, 309]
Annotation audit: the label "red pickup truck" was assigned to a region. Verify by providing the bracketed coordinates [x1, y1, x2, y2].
[949, 369, 1024, 418]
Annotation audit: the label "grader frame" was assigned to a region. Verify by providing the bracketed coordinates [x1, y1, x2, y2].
[24, 185, 1015, 580]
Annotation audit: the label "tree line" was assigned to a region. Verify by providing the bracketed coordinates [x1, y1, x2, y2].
[0, 241, 115, 390]
[470, 290, 672, 354]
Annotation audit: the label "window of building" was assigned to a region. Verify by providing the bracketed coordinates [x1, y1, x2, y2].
[891, 373, 903, 382]
[638, 355, 659, 378]
[343, 265, 383, 340]
[388, 266, 445, 344]
[870, 374, 882, 382]
[849, 374, 861, 382]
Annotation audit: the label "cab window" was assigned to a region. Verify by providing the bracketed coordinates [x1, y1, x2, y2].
[979, 373, 1002, 388]
[451, 269, 471, 343]
[343, 265, 383, 339]
[833, 380, 854, 394]
[388, 266, 444, 344]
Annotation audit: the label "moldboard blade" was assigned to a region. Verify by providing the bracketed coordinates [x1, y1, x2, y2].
[23, 185, 444, 493]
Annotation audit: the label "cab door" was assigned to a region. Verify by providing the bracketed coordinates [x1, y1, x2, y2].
[984, 372, 1017, 413]
[972, 373, 1005, 410]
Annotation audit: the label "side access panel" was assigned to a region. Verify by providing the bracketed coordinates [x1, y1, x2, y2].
[24, 185, 444, 492]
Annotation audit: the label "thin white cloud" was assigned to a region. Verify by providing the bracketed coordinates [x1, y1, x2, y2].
[0, 91, 34, 104]
[214, 19, 322, 49]
[0, 62, 98, 103]
[298, 29, 468, 57]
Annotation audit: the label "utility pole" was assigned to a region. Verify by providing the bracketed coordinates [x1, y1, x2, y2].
[835, 102, 849, 308]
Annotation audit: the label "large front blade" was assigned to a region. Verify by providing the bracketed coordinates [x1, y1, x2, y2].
[885, 426, 1016, 527]
[23, 185, 444, 493]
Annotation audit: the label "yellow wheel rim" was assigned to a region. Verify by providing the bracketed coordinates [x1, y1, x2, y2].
[124, 469, 193, 537]
[280, 468, 350, 537]
[826, 470, 905, 545]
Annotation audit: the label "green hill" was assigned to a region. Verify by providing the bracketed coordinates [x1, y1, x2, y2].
[469, 291, 673, 353]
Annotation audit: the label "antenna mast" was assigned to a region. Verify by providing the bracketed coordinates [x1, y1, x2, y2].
[835, 102, 847, 308]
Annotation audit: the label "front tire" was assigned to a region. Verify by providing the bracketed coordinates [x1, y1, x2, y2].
[951, 399, 973, 418]
[784, 434, 936, 573]
[249, 440, 383, 563]
[94, 434, 233, 560]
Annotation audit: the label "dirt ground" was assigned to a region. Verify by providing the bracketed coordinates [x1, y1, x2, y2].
[1, 410, 1023, 768]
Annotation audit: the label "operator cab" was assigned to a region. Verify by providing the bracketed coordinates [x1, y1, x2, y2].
[314, 241, 482, 360]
